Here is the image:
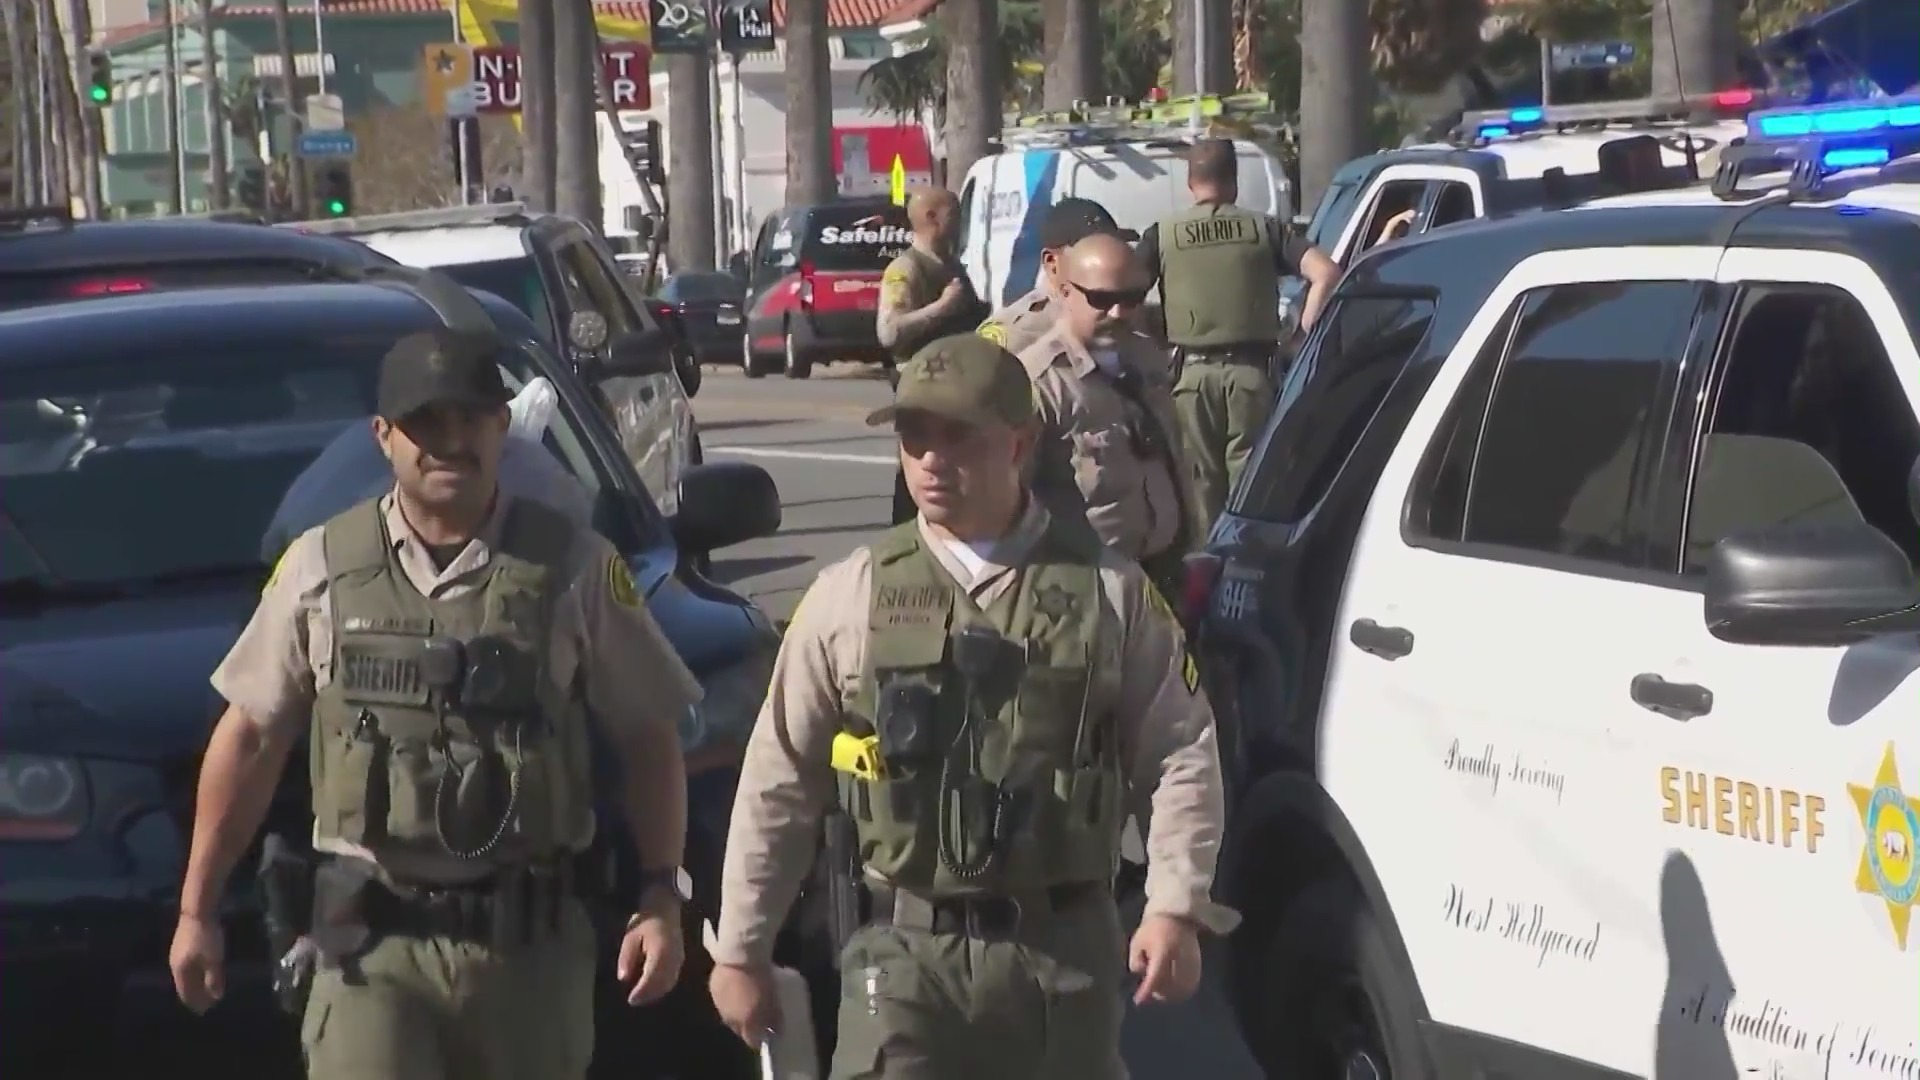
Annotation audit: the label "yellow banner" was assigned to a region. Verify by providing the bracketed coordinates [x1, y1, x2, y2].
[453, 0, 651, 48]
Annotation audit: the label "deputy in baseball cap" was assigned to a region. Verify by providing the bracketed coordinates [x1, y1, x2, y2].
[867, 333, 1036, 431]
[376, 327, 513, 421]
[976, 197, 1139, 355]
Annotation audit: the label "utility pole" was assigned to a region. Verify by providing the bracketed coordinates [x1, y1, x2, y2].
[518, 0, 556, 212]
[271, 0, 305, 217]
[66, 0, 103, 216]
[553, 0, 598, 229]
[2, 1, 34, 208]
[161, 0, 185, 212]
[35, 0, 72, 208]
[200, 0, 228, 209]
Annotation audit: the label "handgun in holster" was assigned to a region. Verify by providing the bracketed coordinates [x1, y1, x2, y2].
[256, 833, 316, 1016]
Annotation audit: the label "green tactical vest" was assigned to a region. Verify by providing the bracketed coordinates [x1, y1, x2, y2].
[1157, 203, 1283, 349]
[841, 517, 1124, 895]
[311, 497, 595, 864]
[889, 248, 985, 361]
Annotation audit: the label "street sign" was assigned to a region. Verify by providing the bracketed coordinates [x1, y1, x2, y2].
[649, 0, 711, 54]
[1550, 40, 1637, 72]
[297, 130, 357, 159]
[469, 44, 651, 112]
[422, 43, 476, 119]
[720, 0, 775, 54]
[888, 154, 907, 206]
[306, 92, 345, 132]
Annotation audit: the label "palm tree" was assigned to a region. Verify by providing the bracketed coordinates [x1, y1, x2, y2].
[66, 0, 104, 215]
[785, 0, 834, 205]
[1369, 0, 1489, 93]
[943, 0, 1003, 185]
[1041, 0, 1099, 108]
[199, 0, 229, 210]
[1297, 0, 1370, 211]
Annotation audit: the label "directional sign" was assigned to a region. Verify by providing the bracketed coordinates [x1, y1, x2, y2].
[1550, 40, 1637, 72]
[649, 0, 711, 54]
[888, 154, 907, 206]
[720, 0, 775, 54]
[297, 129, 357, 159]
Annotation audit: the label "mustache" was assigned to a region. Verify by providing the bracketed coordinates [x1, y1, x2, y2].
[420, 454, 478, 471]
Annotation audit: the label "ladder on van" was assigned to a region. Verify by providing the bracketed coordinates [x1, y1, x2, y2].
[998, 91, 1295, 150]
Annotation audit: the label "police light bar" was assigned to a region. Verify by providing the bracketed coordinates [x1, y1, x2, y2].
[1744, 94, 1920, 142]
[1458, 90, 1763, 142]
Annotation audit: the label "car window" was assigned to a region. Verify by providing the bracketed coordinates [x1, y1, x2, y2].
[1424, 281, 1701, 569]
[1234, 292, 1438, 523]
[955, 177, 977, 258]
[1351, 180, 1428, 256]
[1678, 283, 1920, 572]
[437, 258, 555, 345]
[1429, 182, 1476, 229]
[1304, 176, 1365, 251]
[561, 241, 643, 334]
[0, 328, 640, 593]
[663, 273, 742, 302]
[795, 205, 909, 271]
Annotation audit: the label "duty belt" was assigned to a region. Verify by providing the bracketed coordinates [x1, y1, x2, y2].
[1179, 344, 1273, 367]
[366, 860, 577, 944]
[862, 879, 1105, 939]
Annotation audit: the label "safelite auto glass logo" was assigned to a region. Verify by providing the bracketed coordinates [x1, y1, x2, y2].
[1848, 742, 1920, 950]
[818, 216, 911, 245]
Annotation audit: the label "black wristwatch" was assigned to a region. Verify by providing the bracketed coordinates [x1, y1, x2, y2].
[636, 866, 693, 913]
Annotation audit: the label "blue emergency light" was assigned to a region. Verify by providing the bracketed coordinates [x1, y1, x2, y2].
[1746, 94, 1920, 142]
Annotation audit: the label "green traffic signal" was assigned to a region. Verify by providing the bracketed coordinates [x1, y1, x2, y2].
[325, 199, 347, 215]
[88, 85, 109, 104]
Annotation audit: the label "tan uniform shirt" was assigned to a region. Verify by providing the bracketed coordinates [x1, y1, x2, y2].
[1018, 325, 1190, 560]
[877, 244, 974, 360]
[212, 490, 703, 884]
[975, 287, 1057, 355]
[712, 502, 1234, 968]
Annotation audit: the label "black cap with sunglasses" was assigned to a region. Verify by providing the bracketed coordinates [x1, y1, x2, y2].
[1038, 198, 1140, 250]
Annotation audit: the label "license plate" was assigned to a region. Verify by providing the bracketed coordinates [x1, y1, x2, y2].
[716, 312, 740, 325]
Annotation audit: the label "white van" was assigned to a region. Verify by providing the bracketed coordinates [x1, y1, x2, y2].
[955, 99, 1294, 309]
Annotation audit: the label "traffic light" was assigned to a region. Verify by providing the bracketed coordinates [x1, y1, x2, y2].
[312, 162, 353, 218]
[86, 51, 112, 106]
[235, 163, 267, 214]
[626, 119, 664, 187]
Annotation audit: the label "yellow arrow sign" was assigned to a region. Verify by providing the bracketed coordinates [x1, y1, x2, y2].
[889, 154, 907, 206]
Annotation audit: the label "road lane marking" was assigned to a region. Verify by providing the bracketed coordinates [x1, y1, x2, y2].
[707, 446, 897, 466]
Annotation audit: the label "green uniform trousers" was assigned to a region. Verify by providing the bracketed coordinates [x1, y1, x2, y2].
[828, 895, 1128, 1080]
[300, 897, 597, 1080]
[1172, 356, 1276, 536]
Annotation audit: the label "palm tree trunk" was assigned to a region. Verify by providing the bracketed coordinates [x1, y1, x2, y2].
[199, 0, 228, 209]
[518, 0, 556, 211]
[1171, 0, 1231, 96]
[1651, 0, 1737, 98]
[9, 0, 45, 205]
[1230, 0, 1256, 91]
[36, 0, 76, 209]
[666, 51, 717, 269]
[1298, 0, 1372, 212]
[64, 0, 102, 216]
[943, 0, 999, 187]
[553, 0, 599, 229]
[1041, 0, 1100, 109]
[163, 0, 186, 212]
[269, 0, 304, 215]
[2, 3, 25, 207]
[785, 0, 834, 205]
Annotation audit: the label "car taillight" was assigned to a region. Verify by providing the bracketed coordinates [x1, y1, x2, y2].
[68, 278, 149, 296]
[1179, 553, 1224, 630]
[1711, 88, 1755, 109]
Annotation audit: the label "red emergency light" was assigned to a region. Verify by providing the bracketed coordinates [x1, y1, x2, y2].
[68, 278, 150, 296]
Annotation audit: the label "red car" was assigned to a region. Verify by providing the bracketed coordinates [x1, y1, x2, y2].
[738, 198, 908, 379]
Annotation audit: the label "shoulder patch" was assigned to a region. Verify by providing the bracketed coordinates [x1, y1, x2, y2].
[881, 266, 910, 287]
[976, 321, 1008, 348]
[1182, 650, 1200, 695]
[607, 555, 639, 608]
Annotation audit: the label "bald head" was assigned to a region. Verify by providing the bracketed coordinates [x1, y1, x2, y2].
[907, 185, 959, 233]
[1187, 138, 1238, 201]
[1060, 232, 1144, 291]
[1056, 232, 1148, 341]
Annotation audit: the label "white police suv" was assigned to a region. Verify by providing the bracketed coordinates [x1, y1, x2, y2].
[1185, 93, 1920, 1080]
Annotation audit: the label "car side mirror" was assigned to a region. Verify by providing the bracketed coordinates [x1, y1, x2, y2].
[567, 310, 610, 352]
[1703, 523, 1920, 646]
[670, 461, 781, 554]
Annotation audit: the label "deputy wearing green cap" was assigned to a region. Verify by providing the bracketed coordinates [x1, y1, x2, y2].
[708, 334, 1237, 1078]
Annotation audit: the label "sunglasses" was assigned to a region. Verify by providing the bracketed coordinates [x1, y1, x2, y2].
[1066, 280, 1149, 310]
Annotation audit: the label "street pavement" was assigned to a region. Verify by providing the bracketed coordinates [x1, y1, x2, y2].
[693, 363, 1266, 1080]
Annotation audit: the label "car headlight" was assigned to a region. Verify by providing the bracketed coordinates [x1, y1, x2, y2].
[0, 754, 90, 841]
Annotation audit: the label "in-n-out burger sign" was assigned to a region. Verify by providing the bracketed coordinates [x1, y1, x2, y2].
[817, 218, 911, 245]
[471, 44, 651, 112]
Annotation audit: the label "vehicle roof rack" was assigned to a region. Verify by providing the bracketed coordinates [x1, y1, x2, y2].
[1451, 90, 1772, 145]
[1710, 93, 1920, 202]
[283, 202, 534, 236]
[996, 91, 1291, 149]
[0, 205, 76, 234]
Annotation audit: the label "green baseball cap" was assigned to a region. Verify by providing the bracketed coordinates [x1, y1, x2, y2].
[866, 334, 1036, 429]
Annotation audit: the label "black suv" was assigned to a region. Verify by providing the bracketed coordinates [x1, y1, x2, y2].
[0, 267, 783, 1076]
[1182, 161, 1920, 1080]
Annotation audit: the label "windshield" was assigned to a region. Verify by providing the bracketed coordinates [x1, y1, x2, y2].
[796, 205, 910, 271]
[662, 273, 742, 302]
[436, 259, 553, 343]
[0, 261, 343, 313]
[0, 332, 625, 596]
[1304, 177, 1366, 251]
